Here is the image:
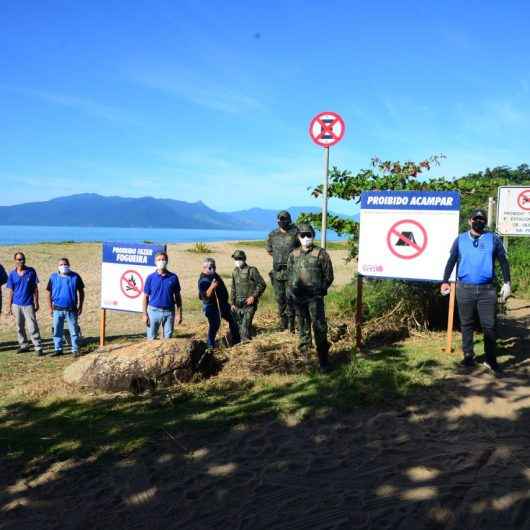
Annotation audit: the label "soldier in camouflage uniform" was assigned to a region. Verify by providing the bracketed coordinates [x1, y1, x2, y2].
[287, 223, 334, 370]
[266, 211, 300, 331]
[230, 250, 266, 341]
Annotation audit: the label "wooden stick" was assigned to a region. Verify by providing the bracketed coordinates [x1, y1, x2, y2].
[355, 274, 363, 350]
[99, 308, 106, 348]
[445, 282, 456, 353]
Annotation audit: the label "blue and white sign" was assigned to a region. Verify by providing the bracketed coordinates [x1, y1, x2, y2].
[358, 191, 460, 281]
[101, 242, 166, 312]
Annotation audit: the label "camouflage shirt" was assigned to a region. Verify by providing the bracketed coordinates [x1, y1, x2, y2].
[287, 245, 334, 299]
[266, 224, 300, 272]
[230, 265, 266, 305]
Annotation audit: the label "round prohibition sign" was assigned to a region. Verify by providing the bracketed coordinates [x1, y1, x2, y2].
[517, 189, 530, 211]
[387, 219, 428, 260]
[120, 270, 144, 299]
[309, 111, 345, 147]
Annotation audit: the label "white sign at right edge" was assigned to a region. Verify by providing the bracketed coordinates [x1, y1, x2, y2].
[497, 186, 530, 237]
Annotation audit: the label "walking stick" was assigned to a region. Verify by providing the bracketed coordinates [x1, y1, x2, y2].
[214, 288, 231, 348]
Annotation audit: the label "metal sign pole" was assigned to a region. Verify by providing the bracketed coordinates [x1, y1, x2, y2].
[321, 146, 329, 249]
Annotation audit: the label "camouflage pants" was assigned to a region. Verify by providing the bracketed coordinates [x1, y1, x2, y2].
[270, 276, 295, 328]
[294, 296, 328, 355]
[233, 304, 257, 341]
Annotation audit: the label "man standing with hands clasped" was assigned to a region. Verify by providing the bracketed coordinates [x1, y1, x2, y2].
[47, 257, 85, 357]
[441, 208, 511, 374]
[143, 252, 183, 340]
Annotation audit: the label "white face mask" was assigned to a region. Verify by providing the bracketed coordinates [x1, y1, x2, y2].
[234, 260, 245, 268]
[156, 260, 167, 270]
[58, 265, 70, 274]
[299, 236, 313, 248]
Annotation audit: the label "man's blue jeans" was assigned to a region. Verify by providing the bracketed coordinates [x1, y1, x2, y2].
[147, 306, 175, 340]
[53, 310, 79, 353]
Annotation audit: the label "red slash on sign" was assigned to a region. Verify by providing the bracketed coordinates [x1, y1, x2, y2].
[120, 270, 144, 299]
[387, 220, 428, 260]
[517, 189, 530, 211]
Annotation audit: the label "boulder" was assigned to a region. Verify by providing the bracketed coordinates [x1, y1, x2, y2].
[63, 338, 212, 392]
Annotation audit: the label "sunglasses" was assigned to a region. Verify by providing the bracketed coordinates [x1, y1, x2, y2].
[15, 258, 25, 262]
[299, 232, 313, 238]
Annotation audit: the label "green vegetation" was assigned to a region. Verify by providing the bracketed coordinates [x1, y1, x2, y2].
[236, 240, 266, 248]
[508, 238, 530, 298]
[0, 335, 454, 461]
[186, 241, 213, 254]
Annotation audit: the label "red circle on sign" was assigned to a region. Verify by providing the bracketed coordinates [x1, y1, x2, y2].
[309, 111, 345, 147]
[120, 270, 144, 299]
[517, 189, 530, 211]
[386, 220, 428, 260]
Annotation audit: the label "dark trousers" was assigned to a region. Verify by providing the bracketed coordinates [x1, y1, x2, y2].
[270, 276, 295, 328]
[204, 305, 240, 349]
[456, 283, 497, 363]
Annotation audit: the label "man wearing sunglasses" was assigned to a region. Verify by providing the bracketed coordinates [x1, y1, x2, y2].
[441, 208, 511, 373]
[287, 223, 334, 371]
[4, 252, 43, 355]
[266, 210, 300, 332]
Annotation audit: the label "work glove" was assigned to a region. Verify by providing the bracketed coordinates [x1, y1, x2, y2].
[500, 282, 511, 303]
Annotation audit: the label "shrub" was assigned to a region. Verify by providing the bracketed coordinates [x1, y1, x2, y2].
[187, 242, 213, 254]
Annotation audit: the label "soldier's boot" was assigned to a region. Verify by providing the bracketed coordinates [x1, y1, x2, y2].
[317, 343, 331, 372]
[298, 343, 310, 362]
[288, 316, 296, 334]
[280, 315, 289, 331]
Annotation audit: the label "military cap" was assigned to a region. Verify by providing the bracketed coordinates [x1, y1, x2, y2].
[277, 210, 292, 221]
[297, 223, 315, 237]
[231, 249, 247, 260]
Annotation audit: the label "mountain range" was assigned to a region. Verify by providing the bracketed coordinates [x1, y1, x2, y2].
[0, 194, 358, 231]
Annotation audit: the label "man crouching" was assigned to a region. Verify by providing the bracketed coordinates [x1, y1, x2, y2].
[287, 223, 334, 371]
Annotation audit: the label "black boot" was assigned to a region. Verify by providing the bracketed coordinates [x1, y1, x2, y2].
[289, 317, 296, 334]
[279, 316, 289, 331]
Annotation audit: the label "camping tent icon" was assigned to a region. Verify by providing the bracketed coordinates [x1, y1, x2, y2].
[395, 231, 417, 246]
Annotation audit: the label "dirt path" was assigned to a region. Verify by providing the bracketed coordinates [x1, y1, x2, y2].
[2, 300, 529, 529]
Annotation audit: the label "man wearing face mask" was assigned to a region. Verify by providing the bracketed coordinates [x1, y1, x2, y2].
[230, 250, 266, 341]
[46, 257, 85, 356]
[287, 223, 334, 371]
[198, 258, 240, 349]
[5, 252, 43, 355]
[266, 211, 300, 332]
[143, 252, 183, 340]
[441, 208, 511, 374]
[0, 262, 7, 315]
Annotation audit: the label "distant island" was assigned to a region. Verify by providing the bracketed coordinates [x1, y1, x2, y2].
[0, 193, 358, 231]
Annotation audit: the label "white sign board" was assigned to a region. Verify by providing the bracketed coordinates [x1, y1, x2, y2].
[358, 191, 460, 282]
[101, 242, 166, 312]
[496, 186, 530, 237]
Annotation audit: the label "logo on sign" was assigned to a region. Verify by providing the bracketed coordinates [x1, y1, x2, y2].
[120, 270, 144, 299]
[386, 220, 428, 260]
[517, 189, 530, 211]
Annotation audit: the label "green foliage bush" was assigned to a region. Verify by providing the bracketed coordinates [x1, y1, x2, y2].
[187, 242, 213, 254]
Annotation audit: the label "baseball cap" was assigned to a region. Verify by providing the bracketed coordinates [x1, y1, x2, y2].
[469, 208, 487, 220]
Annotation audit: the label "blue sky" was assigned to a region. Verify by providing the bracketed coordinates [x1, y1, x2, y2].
[1, 1, 529, 214]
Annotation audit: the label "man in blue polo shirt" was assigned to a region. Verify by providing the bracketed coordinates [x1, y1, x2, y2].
[5, 252, 43, 355]
[46, 257, 85, 357]
[441, 208, 511, 373]
[142, 251, 183, 340]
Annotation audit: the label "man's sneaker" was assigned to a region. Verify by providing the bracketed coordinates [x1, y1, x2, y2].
[482, 361, 502, 375]
[72, 351, 81, 358]
[51, 350, 63, 357]
[16, 347, 30, 354]
[35, 348, 45, 357]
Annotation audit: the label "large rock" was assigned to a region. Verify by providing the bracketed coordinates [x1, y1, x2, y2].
[63, 338, 211, 392]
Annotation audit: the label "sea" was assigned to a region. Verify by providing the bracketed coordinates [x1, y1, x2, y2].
[0, 225, 346, 246]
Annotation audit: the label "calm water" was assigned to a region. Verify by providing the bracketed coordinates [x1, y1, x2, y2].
[0, 225, 345, 245]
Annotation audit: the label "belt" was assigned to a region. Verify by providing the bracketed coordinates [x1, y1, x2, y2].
[53, 305, 76, 311]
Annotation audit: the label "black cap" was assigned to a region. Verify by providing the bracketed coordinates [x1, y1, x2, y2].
[277, 210, 291, 221]
[469, 208, 487, 220]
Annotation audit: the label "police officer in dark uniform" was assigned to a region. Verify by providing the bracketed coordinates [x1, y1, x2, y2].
[230, 250, 266, 341]
[287, 223, 334, 370]
[266, 211, 300, 331]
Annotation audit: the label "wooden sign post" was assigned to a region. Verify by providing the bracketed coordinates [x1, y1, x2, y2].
[355, 274, 363, 350]
[444, 282, 456, 353]
[99, 308, 107, 347]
